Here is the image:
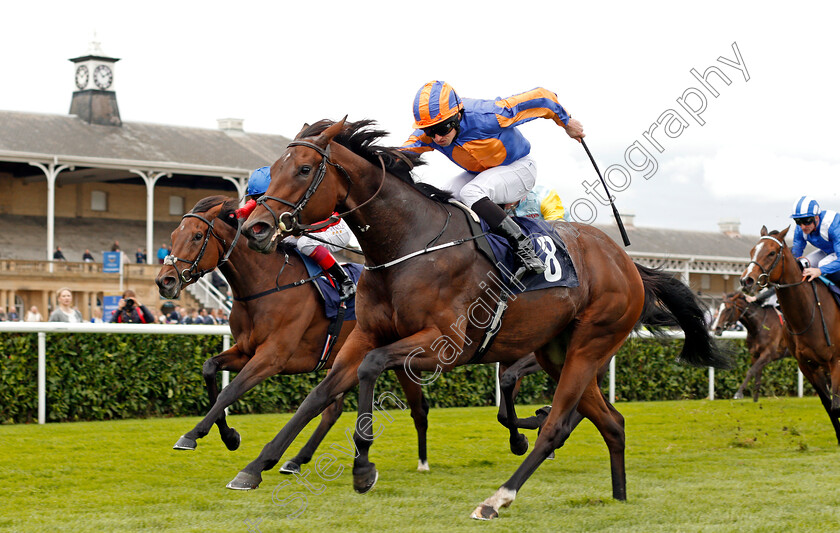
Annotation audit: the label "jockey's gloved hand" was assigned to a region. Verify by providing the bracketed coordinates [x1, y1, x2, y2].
[235, 199, 258, 219]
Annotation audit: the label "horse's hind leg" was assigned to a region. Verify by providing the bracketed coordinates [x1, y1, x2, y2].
[577, 381, 626, 500]
[497, 354, 544, 455]
[798, 361, 840, 445]
[472, 319, 632, 520]
[394, 369, 431, 471]
[279, 394, 346, 474]
[174, 347, 273, 451]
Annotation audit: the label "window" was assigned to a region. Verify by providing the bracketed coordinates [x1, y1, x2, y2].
[169, 196, 184, 216]
[700, 274, 711, 291]
[91, 190, 107, 212]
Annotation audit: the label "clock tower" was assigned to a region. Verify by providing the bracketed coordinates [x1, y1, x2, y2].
[69, 39, 122, 126]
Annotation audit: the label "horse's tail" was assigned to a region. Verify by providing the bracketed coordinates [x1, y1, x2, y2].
[635, 263, 732, 369]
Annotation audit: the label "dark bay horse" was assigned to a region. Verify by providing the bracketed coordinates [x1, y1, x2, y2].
[740, 226, 840, 444]
[712, 291, 790, 401]
[237, 119, 729, 519]
[155, 196, 433, 472]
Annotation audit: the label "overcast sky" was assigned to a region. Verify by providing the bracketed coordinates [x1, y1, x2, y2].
[3, 1, 839, 235]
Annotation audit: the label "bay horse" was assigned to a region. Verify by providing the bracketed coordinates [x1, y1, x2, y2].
[740, 226, 840, 444]
[712, 291, 790, 401]
[236, 118, 729, 519]
[155, 196, 434, 473]
[156, 196, 545, 472]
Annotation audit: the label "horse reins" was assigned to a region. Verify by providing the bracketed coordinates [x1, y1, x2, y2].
[164, 211, 243, 284]
[749, 234, 831, 344]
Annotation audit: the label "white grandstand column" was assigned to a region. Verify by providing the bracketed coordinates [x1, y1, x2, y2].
[29, 160, 71, 273]
[131, 170, 170, 265]
[221, 175, 249, 206]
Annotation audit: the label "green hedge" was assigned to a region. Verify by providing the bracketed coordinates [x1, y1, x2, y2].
[0, 333, 811, 424]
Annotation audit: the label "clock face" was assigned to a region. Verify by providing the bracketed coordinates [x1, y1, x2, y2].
[93, 64, 113, 90]
[75, 65, 89, 90]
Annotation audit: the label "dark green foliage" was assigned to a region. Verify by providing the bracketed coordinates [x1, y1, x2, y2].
[0, 333, 812, 423]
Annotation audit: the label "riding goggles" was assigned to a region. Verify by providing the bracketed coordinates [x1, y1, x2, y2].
[423, 116, 459, 139]
[794, 217, 815, 226]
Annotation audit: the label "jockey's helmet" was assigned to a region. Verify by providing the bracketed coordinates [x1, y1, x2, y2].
[412, 80, 463, 130]
[790, 195, 820, 219]
[247, 166, 271, 197]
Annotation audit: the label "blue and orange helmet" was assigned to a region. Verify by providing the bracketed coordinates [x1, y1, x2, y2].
[412, 80, 463, 129]
[246, 166, 271, 197]
[790, 195, 820, 219]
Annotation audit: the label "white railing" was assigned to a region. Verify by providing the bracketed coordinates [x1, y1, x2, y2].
[0, 323, 804, 425]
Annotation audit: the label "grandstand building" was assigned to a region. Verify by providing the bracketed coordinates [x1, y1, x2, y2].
[0, 43, 757, 320]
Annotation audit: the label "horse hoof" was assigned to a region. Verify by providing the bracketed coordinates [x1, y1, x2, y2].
[470, 504, 498, 520]
[173, 435, 197, 451]
[417, 460, 430, 472]
[222, 429, 241, 451]
[510, 434, 529, 456]
[353, 466, 379, 494]
[733, 392, 744, 400]
[226, 471, 262, 490]
[279, 460, 301, 475]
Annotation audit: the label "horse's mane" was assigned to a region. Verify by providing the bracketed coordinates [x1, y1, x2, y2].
[298, 119, 453, 203]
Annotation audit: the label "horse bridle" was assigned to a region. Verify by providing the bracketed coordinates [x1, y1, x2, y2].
[255, 140, 394, 238]
[256, 141, 351, 235]
[746, 235, 787, 289]
[164, 211, 242, 284]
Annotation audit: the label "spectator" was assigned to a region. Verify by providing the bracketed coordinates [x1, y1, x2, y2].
[111, 240, 121, 252]
[0, 307, 6, 321]
[183, 308, 200, 324]
[82, 249, 95, 262]
[212, 308, 229, 325]
[157, 243, 169, 264]
[53, 246, 67, 261]
[7, 306, 19, 321]
[198, 307, 216, 325]
[109, 289, 155, 324]
[135, 247, 146, 264]
[159, 302, 181, 324]
[48, 288, 83, 322]
[25, 306, 43, 322]
[90, 307, 103, 323]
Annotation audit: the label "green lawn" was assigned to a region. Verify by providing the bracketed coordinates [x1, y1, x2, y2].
[1, 398, 838, 532]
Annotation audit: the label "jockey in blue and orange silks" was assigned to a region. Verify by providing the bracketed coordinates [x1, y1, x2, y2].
[790, 195, 840, 285]
[400, 80, 584, 278]
[235, 166, 357, 302]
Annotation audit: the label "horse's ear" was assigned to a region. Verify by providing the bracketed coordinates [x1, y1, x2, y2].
[294, 123, 311, 140]
[314, 116, 347, 147]
[760, 225, 768, 236]
[778, 226, 790, 240]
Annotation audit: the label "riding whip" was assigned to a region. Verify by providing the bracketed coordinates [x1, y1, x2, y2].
[581, 139, 631, 247]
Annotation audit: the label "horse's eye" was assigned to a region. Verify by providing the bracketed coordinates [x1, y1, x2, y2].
[300, 165, 312, 176]
[768, 251, 776, 256]
[194, 232, 203, 241]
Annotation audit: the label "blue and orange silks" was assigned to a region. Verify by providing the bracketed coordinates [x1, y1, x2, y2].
[401, 87, 571, 174]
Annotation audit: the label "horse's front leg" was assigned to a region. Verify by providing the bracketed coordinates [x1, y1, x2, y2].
[352, 328, 448, 494]
[173, 345, 252, 451]
[227, 333, 374, 490]
[797, 359, 840, 445]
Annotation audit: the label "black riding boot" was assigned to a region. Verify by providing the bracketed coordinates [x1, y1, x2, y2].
[472, 197, 545, 279]
[326, 262, 356, 302]
[494, 216, 546, 277]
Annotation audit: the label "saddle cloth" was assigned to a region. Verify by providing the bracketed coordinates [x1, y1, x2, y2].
[298, 251, 362, 321]
[478, 216, 579, 293]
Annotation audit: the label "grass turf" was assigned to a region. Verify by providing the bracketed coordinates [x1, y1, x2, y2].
[1, 397, 838, 532]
